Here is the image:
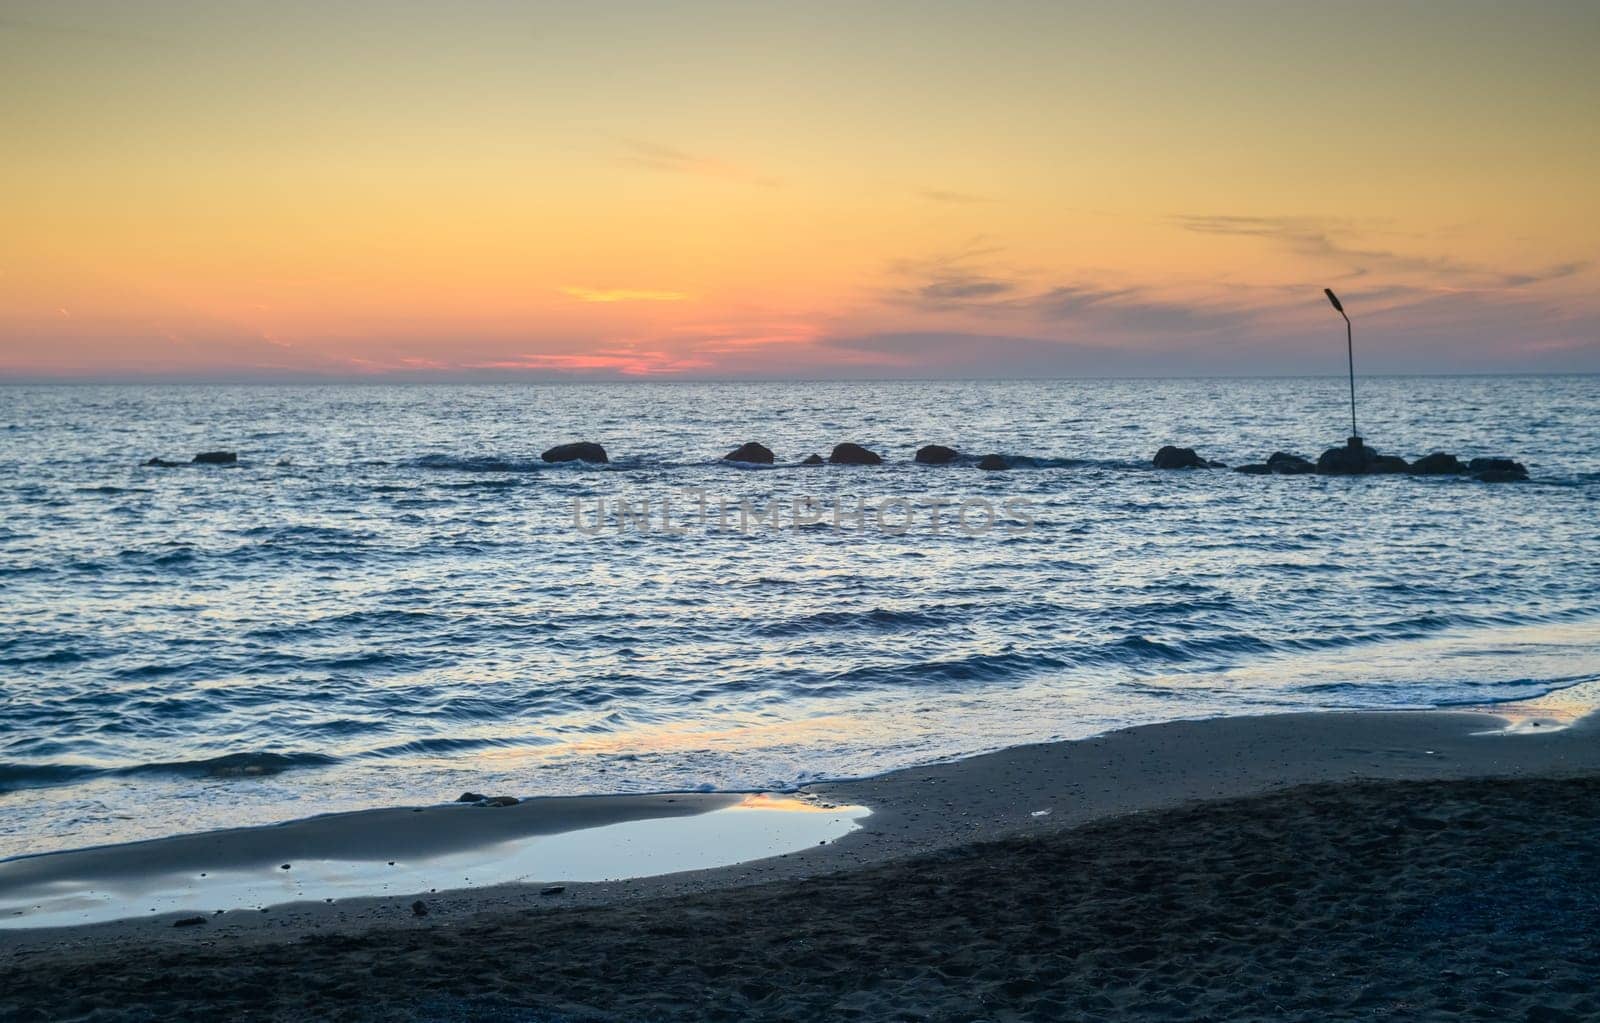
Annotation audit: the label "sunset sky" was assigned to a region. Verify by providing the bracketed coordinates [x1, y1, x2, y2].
[2, 0, 1597, 379]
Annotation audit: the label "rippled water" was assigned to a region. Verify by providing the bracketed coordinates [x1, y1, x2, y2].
[3, 378, 1598, 857]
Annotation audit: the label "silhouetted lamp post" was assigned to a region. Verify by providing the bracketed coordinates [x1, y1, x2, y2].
[1324, 287, 1358, 444]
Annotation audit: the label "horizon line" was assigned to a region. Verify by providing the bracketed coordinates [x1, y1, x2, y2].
[3, 370, 1599, 387]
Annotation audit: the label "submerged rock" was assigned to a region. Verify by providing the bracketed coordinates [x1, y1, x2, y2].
[828, 443, 882, 466]
[1409, 452, 1466, 475]
[976, 454, 1009, 471]
[542, 442, 608, 464]
[799, 454, 825, 466]
[723, 442, 775, 464]
[1152, 446, 1222, 469]
[191, 451, 237, 465]
[1232, 452, 1311, 475]
[143, 457, 182, 468]
[1469, 457, 1529, 482]
[1468, 457, 1528, 475]
[1370, 455, 1411, 474]
[914, 444, 959, 465]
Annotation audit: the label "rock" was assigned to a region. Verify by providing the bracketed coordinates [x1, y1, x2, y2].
[541, 442, 608, 464]
[828, 443, 882, 466]
[1409, 452, 1466, 475]
[914, 444, 959, 465]
[1474, 467, 1528, 483]
[476, 795, 519, 807]
[143, 457, 181, 468]
[411, 900, 429, 917]
[1234, 464, 1271, 475]
[1266, 452, 1315, 475]
[280, 863, 291, 870]
[799, 454, 825, 466]
[191, 451, 237, 464]
[976, 454, 1008, 471]
[1153, 446, 1197, 469]
[540, 885, 566, 896]
[1152, 446, 1222, 469]
[723, 442, 774, 464]
[1468, 457, 1528, 480]
[172, 916, 207, 928]
[1316, 447, 1362, 474]
[1316, 438, 1386, 475]
[1315, 441, 1408, 475]
[456, 792, 488, 803]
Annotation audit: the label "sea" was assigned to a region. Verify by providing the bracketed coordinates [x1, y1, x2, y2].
[2, 377, 1598, 858]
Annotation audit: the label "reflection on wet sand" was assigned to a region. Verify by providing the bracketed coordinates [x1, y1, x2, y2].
[0, 794, 869, 929]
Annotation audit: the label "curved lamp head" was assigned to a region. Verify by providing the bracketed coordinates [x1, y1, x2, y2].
[1324, 287, 1345, 314]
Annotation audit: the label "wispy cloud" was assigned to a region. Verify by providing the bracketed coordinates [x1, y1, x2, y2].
[1500, 262, 1587, 287]
[666, 320, 824, 353]
[885, 243, 1016, 310]
[1031, 285, 1257, 334]
[560, 286, 688, 303]
[1174, 214, 1588, 288]
[619, 141, 780, 187]
[818, 331, 1229, 377]
[883, 245, 1266, 335]
[916, 275, 1015, 303]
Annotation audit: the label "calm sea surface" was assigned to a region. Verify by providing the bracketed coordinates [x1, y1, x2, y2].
[2, 378, 1598, 857]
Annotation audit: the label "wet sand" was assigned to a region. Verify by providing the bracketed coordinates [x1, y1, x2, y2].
[3, 709, 1598, 1020]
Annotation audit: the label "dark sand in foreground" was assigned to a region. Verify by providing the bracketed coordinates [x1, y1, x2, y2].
[3, 710, 1598, 1021]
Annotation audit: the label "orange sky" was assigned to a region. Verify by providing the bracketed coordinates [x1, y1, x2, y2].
[2, 1, 1597, 379]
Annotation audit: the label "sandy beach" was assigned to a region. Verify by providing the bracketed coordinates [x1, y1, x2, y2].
[3, 707, 1598, 1021]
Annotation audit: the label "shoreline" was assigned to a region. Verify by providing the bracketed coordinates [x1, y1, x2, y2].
[5, 670, 1593, 862]
[4, 706, 1597, 957]
[9, 638, 1596, 860]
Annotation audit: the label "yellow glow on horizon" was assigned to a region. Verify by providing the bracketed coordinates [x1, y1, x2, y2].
[560, 287, 690, 304]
